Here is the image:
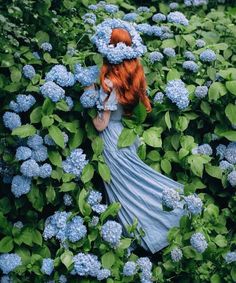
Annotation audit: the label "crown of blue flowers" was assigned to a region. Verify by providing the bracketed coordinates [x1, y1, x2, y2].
[91, 18, 147, 64]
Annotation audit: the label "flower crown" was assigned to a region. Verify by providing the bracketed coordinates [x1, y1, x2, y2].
[91, 18, 147, 64]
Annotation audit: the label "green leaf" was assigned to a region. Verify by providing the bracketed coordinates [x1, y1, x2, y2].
[36, 31, 49, 46]
[12, 124, 36, 138]
[101, 251, 115, 269]
[48, 150, 62, 167]
[118, 238, 132, 249]
[100, 202, 121, 223]
[182, 246, 197, 259]
[41, 115, 54, 128]
[226, 81, 236, 95]
[81, 164, 94, 183]
[205, 164, 222, 179]
[0, 236, 13, 252]
[27, 185, 44, 212]
[164, 111, 171, 129]
[167, 69, 180, 81]
[231, 266, 236, 282]
[60, 250, 73, 269]
[133, 101, 147, 124]
[78, 188, 91, 216]
[32, 230, 43, 246]
[117, 128, 137, 148]
[98, 162, 111, 183]
[225, 103, 236, 124]
[214, 235, 227, 247]
[48, 125, 65, 148]
[46, 185, 56, 202]
[92, 136, 104, 155]
[56, 100, 69, 111]
[30, 107, 42, 124]
[10, 67, 22, 82]
[59, 182, 76, 192]
[208, 82, 227, 101]
[187, 155, 210, 178]
[175, 116, 189, 132]
[143, 127, 163, 148]
[69, 129, 84, 149]
[210, 274, 221, 283]
[161, 159, 172, 174]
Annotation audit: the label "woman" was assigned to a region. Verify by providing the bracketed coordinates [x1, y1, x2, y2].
[84, 21, 185, 254]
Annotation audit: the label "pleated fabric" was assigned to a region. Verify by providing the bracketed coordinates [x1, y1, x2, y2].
[99, 98, 185, 254]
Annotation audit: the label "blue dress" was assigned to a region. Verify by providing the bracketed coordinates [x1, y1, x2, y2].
[98, 83, 185, 254]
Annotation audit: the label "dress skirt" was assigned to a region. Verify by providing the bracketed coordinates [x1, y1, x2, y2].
[99, 118, 185, 254]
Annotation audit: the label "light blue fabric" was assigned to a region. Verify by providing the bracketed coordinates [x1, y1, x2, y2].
[99, 95, 185, 254]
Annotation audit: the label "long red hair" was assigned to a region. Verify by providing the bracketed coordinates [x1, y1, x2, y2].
[100, 28, 152, 116]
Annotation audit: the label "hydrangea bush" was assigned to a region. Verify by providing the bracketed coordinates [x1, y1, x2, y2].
[0, 0, 236, 282]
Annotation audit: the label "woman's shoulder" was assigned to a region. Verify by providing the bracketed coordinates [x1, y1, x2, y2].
[104, 77, 113, 90]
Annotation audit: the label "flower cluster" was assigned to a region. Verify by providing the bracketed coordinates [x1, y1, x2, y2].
[152, 13, 166, 22]
[41, 258, 54, 275]
[9, 94, 36, 113]
[123, 261, 137, 276]
[40, 81, 65, 102]
[40, 42, 53, 52]
[167, 11, 189, 26]
[136, 257, 153, 282]
[165, 79, 190, 109]
[182, 61, 199, 73]
[123, 12, 138, 22]
[0, 253, 22, 274]
[184, 0, 208, 6]
[171, 247, 183, 262]
[162, 188, 181, 210]
[163, 47, 176, 57]
[190, 232, 208, 253]
[80, 88, 99, 108]
[200, 49, 217, 62]
[169, 2, 179, 9]
[91, 18, 147, 64]
[3, 112, 21, 130]
[74, 64, 99, 87]
[224, 251, 236, 264]
[63, 194, 73, 206]
[72, 252, 111, 281]
[184, 194, 203, 215]
[45, 64, 75, 88]
[22, 64, 36, 79]
[196, 39, 206, 48]
[137, 6, 150, 13]
[82, 13, 96, 25]
[43, 211, 87, 243]
[86, 189, 108, 214]
[62, 148, 88, 178]
[153, 92, 164, 104]
[191, 143, 213, 155]
[101, 220, 123, 248]
[195, 86, 208, 98]
[184, 51, 196, 61]
[149, 51, 163, 63]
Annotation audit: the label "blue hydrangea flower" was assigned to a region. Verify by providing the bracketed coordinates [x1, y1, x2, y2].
[169, 2, 179, 9]
[3, 112, 21, 130]
[65, 96, 74, 110]
[153, 92, 164, 104]
[44, 133, 68, 146]
[184, 0, 208, 6]
[184, 194, 203, 215]
[182, 61, 199, 73]
[66, 47, 76, 56]
[136, 257, 152, 279]
[1, 275, 13, 283]
[39, 163, 52, 178]
[227, 170, 236, 187]
[63, 194, 73, 206]
[11, 175, 32, 197]
[167, 11, 189, 26]
[74, 64, 100, 86]
[91, 204, 108, 214]
[80, 88, 99, 108]
[184, 51, 196, 61]
[73, 253, 101, 277]
[149, 51, 163, 63]
[219, 160, 234, 172]
[23, 65, 36, 79]
[9, 94, 36, 113]
[101, 220, 123, 247]
[165, 79, 190, 110]
[59, 275, 67, 283]
[216, 144, 226, 160]
[224, 142, 236, 164]
[40, 81, 65, 102]
[0, 253, 22, 274]
[192, 144, 212, 155]
[152, 13, 166, 22]
[195, 86, 208, 98]
[137, 6, 150, 13]
[13, 221, 24, 229]
[200, 49, 217, 62]
[88, 4, 98, 10]
[123, 13, 138, 22]
[15, 146, 32, 161]
[45, 65, 76, 87]
[123, 261, 137, 276]
[87, 190, 102, 206]
[27, 134, 44, 150]
[136, 23, 154, 36]
[82, 13, 96, 25]
[196, 39, 206, 48]
[91, 19, 147, 64]
[162, 188, 181, 209]
[190, 232, 208, 253]
[104, 4, 118, 14]
[163, 47, 176, 57]
[224, 251, 236, 264]
[97, 268, 111, 281]
[90, 216, 99, 226]
[41, 258, 54, 275]
[41, 42, 53, 52]
[20, 159, 40, 177]
[66, 216, 87, 243]
[62, 148, 89, 178]
[31, 145, 48, 162]
[171, 247, 183, 262]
